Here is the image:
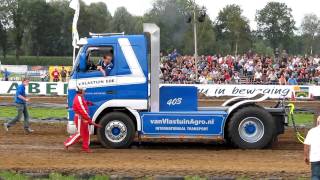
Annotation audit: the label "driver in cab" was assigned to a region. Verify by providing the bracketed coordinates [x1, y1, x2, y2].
[97, 53, 113, 76]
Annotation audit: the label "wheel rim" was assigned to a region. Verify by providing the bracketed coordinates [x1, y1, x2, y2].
[105, 120, 127, 143]
[238, 117, 264, 143]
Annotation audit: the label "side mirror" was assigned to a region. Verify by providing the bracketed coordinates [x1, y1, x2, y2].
[79, 52, 87, 72]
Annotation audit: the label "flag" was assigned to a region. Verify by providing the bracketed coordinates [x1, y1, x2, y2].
[69, 0, 78, 10]
[69, 0, 80, 48]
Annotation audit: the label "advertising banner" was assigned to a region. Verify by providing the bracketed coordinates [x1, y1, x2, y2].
[0, 81, 68, 96]
[48, 66, 72, 82]
[192, 84, 319, 99]
[0, 81, 319, 99]
[141, 112, 226, 136]
[0, 65, 28, 74]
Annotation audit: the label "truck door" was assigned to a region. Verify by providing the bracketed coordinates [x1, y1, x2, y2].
[75, 45, 117, 117]
[115, 37, 148, 100]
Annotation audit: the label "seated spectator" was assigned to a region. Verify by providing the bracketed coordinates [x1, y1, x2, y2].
[224, 70, 231, 84]
[254, 70, 263, 84]
[246, 63, 254, 82]
[169, 49, 180, 61]
[199, 73, 208, 84]
[288, 75, 298, 85]
[232, 72, 241, 84]
[279, 74, 287, 85]
[40, 71, 47, 82]
[206, 73, 213, 84]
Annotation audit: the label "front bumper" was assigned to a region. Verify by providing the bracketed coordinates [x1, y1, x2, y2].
[67, 121, 77, 134]
[67, 121, 94, 135]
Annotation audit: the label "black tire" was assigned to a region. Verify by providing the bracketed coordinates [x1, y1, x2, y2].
[227, 106, 276, 149]
[97, 112, 135, 149]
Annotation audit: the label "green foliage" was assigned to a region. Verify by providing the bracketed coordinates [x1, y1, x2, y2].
[301, 13, 320, 55]
[0, 19, 8, 59]
[144, 0, 190, 53]
[79, 1, 112, 36]
[0, 55, 72, 66]
[255, 2, 296, 50]
[253, 40, 274, 57]
[215, 4, 251, 55]
[1, 0, 320, 58]
[145, 0, 217, 55]
[112, 7, 141, 34]
[1, 0, 30, 60]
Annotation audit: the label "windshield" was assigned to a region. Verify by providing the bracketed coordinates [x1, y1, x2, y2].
[71, 47, 83, 76]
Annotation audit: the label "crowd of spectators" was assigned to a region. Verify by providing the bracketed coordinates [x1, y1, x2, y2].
[160, 49, 320, 85]
[2, 50, 320, 85]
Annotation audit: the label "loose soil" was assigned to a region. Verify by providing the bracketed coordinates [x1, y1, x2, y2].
[0, 96, 316, 178]
[0, 122, 310, 179]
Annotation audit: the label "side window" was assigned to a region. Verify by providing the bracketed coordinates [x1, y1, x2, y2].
[85, 46, 115, 76]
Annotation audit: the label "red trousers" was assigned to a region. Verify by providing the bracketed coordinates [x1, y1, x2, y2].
[64, 114, 90, 150]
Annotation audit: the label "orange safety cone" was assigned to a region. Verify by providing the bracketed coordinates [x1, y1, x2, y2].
[291, 91, 296, 101]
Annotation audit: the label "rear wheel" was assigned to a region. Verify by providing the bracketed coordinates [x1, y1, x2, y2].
[227, 106, 276, 149]
[97, 112, 135, 149]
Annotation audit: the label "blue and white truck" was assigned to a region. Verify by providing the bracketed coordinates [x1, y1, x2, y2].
[67, 24, 287, 149]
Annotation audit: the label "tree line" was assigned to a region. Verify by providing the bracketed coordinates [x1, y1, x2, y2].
[1, 0, 320, 61]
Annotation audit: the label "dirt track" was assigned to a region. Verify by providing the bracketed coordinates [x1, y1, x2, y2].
[2, 96, 320, 112]
[0, 122, 310, 178]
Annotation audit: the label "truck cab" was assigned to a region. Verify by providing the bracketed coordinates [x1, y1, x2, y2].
[67, 24, 287, 149]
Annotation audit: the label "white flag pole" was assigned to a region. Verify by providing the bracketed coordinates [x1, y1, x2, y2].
[69, 0, 80, 65]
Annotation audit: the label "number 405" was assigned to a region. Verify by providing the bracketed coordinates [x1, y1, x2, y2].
[167, 98, 182, 106]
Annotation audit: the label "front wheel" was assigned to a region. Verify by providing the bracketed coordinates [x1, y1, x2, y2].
[227, 106, 276, 149]
[97, 112, 135, 149]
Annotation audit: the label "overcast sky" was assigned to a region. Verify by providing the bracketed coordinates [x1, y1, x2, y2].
[85, 0, 320, 30]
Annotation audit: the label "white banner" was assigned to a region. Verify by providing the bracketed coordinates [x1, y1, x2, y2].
[0, 65, 28, 74]
[0, 81, 68, 96]
[192, 84, 319, 99]
[0, 81, 319, 99]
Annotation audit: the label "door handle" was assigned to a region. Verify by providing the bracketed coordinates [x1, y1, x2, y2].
[106, 90, 116, 94]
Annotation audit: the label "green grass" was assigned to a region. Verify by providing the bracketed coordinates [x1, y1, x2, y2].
[0, 106, 315, 125]
[0, 106, 67, 119]
[0, 171, 309, 180]
[288, 113, 315, 126]
[88, 175, 110, 180]
[185, 176, 207, 180]
[0, 171, 28, 180]
[0, 171, 110, 180]
[236, 176, 251, 180]
[45, 173, 76, 180]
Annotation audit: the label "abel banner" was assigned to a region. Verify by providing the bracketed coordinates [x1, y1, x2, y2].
[0, 81, 68, 96]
